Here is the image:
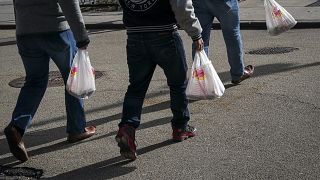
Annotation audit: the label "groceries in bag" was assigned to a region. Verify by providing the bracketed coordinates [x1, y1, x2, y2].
[264, 0, 297, 36]
[186, 50, 225, 100]
[66, 50, 96, 99]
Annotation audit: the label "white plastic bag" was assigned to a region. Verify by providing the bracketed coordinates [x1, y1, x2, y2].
[186, 50, 225, 100]
[66, 49, 96, 99]
[264, 0, 297, 36]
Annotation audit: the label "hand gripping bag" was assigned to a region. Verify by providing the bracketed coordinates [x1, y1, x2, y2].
[66, 50, 96, 99]
[186, 50, 225, 100]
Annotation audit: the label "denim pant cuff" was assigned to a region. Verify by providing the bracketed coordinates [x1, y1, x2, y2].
[171, 122, 187, 129]
[119, 121, 139, 129]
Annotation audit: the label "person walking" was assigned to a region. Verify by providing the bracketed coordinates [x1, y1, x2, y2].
[4, 0, 96, 162]
[115, 0, 204, 160]
[192, 0, 254, 84]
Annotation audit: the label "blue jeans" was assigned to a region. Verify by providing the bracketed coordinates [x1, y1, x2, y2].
[192, 0, 244, 81]
[120, 31, 190, 129]
[11, 30, 86, 135]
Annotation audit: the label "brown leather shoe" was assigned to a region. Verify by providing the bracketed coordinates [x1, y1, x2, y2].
[231, 65, 254, 84]
[67, 126, 96, 143]
[4, 125, 29, 162]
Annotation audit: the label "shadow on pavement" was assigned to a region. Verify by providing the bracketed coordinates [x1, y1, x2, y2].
[0, 38, 16, 46]
[1, 62, 320, 165]
[88, 29, 123, 35]
[219, 62, 320, 85]
[29, 90, 169, 129]
[44, 139, 175, 180]
[45, 156, 135, 180]
[7, 61, 319, 132]
[0, 30, 123, 47]
[0, 116, 172, 166]
[137, 139, 176, 156]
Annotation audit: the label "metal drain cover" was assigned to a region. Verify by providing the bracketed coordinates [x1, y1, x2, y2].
[246, 47, 299, 55]
[9, 70, 104, 88]
[0, 165, 43, 179]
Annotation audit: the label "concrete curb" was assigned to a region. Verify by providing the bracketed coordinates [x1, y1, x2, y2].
[0, 21, 320, 30]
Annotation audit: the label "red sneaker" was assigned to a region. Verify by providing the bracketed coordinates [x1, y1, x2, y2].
[115, 124, 137, 160]
[172, 125, 196, 142]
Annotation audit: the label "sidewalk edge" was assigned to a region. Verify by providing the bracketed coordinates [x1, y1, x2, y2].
[1, 21, 320, 30]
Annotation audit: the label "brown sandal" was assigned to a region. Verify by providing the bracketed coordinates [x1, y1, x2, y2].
[231, 65, 254, 84]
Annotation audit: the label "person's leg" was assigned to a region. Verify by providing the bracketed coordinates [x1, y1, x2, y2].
[10, 35, 50, 133]
[46, 30, 88, 135]
[152, 31, 196, 141]
[192, 1, 214, 58]
[119, 34, 157, 128]
[116, 33, 156, 160]
[5, 34, 49, 162]
[216, 0, 245, 81]
[152, 31, 190, 129]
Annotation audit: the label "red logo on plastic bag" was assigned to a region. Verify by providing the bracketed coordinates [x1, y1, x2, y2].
[272, 6, 282, 17]
[70, 67, 77, 77]
[193, 69, 205, 80]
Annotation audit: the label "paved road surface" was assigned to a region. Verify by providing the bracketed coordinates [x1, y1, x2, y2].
[0, 28, 319, 179]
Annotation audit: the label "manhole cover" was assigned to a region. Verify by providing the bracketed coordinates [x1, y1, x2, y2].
[306, 0, 320, 7]
[0, 165, 43, 179]
[246, 47, 299, 55]
[9, 70, 104, 88]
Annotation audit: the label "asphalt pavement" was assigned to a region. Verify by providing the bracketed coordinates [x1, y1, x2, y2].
[0, 0, 320, 179]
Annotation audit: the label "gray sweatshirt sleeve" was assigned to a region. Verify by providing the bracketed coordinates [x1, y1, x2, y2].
[169, 0, 202, 41]
[58, 0, 90, 47]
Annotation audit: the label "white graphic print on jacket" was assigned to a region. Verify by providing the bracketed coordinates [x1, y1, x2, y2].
[124, 0, 158, 11]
